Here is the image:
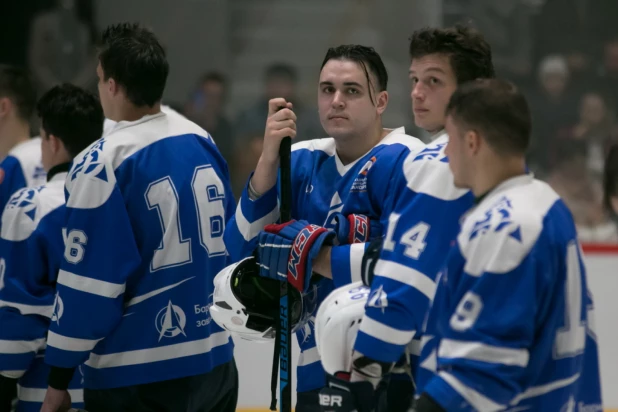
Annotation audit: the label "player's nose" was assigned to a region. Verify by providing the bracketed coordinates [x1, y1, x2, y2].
[331, 91, 346, 108]
[411, 82, 425, 101]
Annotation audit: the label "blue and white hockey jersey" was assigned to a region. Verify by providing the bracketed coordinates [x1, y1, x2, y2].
[354, 134, 473, 376]
[0, 138, 46, 215]
[44, 112, 237, 390]
[0, 169, 83, 412]
[224, 127, 424, 392]
[419, 174, 603, 411]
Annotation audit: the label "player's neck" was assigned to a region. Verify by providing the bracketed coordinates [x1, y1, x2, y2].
[0, 119, 30, 159]
[471, 156, 527, 198]
[335, 123, 387, 165]
[114, 101, 161, 123]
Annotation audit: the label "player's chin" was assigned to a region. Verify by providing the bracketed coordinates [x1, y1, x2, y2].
[324, 124, 354, 139]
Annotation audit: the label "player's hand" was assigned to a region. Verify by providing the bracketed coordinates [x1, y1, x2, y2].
[261, 98, 297, 164]
[256, 220, 336, 292]
[40, 386, 72, 412]
[319, 373, 377, 412]
[330, 213, 382, 245]
[361, 237, 383, 286]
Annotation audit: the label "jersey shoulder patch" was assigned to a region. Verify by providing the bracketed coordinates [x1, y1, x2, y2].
[458, 177, 560, 276]
[1, 180, 65, 241]
[403, 134, 469, 201]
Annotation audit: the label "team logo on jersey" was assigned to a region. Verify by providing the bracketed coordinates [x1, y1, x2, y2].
[413, 143, 448, 163]
[51, 292, 64, 325]
[7, 187, 43, 220]
[299, 316, 316, 344]
[324, 192, 344, 227]
[560, 396, 575, 412]
[155, 300, 187, 341]
[469, 196, 522, 242]
[350, 156, 376, 192]
[367, 285, 388, 312]
[33, 165, 46, 180]
[70, 139, 108, 183]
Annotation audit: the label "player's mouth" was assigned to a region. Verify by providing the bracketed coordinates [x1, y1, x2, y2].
[328, 114, 348, 120]
[413, 108, 429, 115]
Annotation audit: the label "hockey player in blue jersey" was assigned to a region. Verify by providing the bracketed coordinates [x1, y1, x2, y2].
[222, 45, 423, 411]
[314, 27, 496, 412]
[0, 65, 46, 215]
[411, 79, 603, 411]
[0, 84, 104, 412]
[41, 23, 238, 412]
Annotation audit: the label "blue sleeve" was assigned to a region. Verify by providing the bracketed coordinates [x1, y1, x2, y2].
[223, 174, 280, 261]
[45, 163, 141, 368]
[0, 156, 27, 215]
[0, 195, 58, 378]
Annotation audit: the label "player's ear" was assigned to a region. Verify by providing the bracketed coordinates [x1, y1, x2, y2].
[375, 91, 388, 115]
[0, 97, 10, 118]
[108, 77, 119, 97]
[465, 129, 481, 155]
[48, 134, 62, 155]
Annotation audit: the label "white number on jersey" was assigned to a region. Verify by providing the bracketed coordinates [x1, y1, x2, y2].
[0, 258, 5, 291]
[554, 241, 586, 358]
[145, 165, 228, 272]
[63, 230, 88, 264]
[450, 291, 483, 332]
[383, 213, 430, 259]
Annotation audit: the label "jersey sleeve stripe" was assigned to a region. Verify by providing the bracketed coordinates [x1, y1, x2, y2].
[359, 316, 415, 345]
[297, 346, 320, 367]
[349, 243, 365, 283]
[509, 373, 580, 405]
[439, 371, 504, 411]
[373, 260, 436, 299]
[17, 386, 84, 403]
[234, 202, 279, 242]
[84, 331, 230, 369]
[47, 331, 101, 352]
[438, 339, 529, 367]
[0, 369, 27, 379]
[0, 300, 53, 317]
[57, 270, 125, 298]
[0, 338, 46, 354]
[406, 338, 422, 356]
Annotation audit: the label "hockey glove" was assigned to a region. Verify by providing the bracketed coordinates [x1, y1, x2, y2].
[257, 220, 337, 292]
[330, 213, 382, 245]
[319, 373, 378, 412]
[361, 237, 383, 286]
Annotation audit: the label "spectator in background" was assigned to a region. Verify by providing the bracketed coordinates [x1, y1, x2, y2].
[528, 55, 578, 174]
[185, 72, 234, 167]
[548, 140, 618, 243]
[604, 144, 618, 220]
[557, 91, 616, 176]
[595, 38, 618, 119]
[28, 0, 98, 95]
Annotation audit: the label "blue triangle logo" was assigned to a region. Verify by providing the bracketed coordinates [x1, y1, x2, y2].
[509, 226, 522, 243]
[25, 207, 36, 221]
[95, 166, 107, 182]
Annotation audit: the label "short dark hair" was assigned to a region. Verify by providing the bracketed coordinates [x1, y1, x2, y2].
[320, 45, 388, 105]
[604, 144, 618, 216]
[37, 84, 104, 158]
[446, 79, 531, 156]
[200, 72, 226, 86]
[409, 25, 495, 84]
[99, 23, 169, 107]
[0, 65, 36, 121]
[265, 63, 297, 83]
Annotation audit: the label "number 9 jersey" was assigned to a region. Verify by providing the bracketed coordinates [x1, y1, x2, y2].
[44, 110, 236, 390]
[418, 174, 602, 411]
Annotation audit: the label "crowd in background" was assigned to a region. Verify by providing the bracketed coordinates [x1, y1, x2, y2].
[2, 0, 618, 243]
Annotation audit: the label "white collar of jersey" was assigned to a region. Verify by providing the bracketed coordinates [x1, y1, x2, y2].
[478, 173, 534, 206]
[49, 171, 68, 183]
[107, 111, 167, 135]
[334, 126, 406, 175]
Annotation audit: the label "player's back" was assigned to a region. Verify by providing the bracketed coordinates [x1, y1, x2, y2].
[0, 138, 46, 214]
[52, 111, 236, 389]
[422, 175, 602, 410]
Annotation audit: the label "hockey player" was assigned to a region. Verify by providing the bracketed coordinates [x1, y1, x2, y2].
[41, 23, 238, 412]
[223, 45, 424, 411]
[0, 83, 104, 412]
[0, 65, 46, 215]
[412, 78, 603, 411]
[315, 27, 495, 411]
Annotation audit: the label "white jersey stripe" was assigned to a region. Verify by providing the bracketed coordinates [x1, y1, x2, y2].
[0, 338, 46, 354]
[440, 371, 504, 411]
[235, 202, 279, 242]
[57, 270, 125, 298]
[47, 331, 100, 352]
[439, 339, 529, 367]
[359, 316, 415, 346]
[373, 260, 436, 300]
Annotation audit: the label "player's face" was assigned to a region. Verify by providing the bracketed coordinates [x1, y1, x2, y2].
[444, 115, 471, 189]
[409, 54, 458, 134]
[318, 59, 387, 140]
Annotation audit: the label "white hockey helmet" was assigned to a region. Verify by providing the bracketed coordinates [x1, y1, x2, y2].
[210, 256, 319, 342]
[314, 281, 370, 375]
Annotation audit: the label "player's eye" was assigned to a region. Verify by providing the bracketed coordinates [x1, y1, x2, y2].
[322, 86, 335, 93]
[347, 88, 359, 94]
[410, 77, 418, 84]
[429, 77, 441, 85]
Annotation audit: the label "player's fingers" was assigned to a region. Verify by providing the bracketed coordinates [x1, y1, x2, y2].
[272, 108, 297, 122]
[273, 128, 296, 140]
[270, 119, 297, 131]
[268, 98, 289, 115]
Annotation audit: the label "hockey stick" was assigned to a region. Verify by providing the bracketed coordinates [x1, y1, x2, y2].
[278, 135, 293, 412]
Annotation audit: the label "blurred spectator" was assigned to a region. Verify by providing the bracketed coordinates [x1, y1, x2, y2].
[548, 140, 618, 243]
[604, 144, 618, 220]
[528, 55, 578, 174]
[28, 0, 98, 94]
[557, 92, 616, 175]
[185, 72, 235, 166]
[595, 37, 618, 119]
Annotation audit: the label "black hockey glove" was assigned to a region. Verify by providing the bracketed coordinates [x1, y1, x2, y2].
[319, 373, 379, 412]
[361, 237, 383, 286]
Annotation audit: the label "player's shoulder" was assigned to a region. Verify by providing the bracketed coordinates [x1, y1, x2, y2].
[3, 137, 46, 186]
[1, 178, 65, 241]
[292, 137, 337, 156]
[402, 132, 468, 201]
[458, 175, 561, 276]
[7, 137, 42, 159]
[376, 127, 424, 152]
